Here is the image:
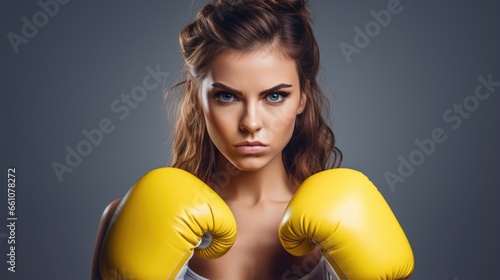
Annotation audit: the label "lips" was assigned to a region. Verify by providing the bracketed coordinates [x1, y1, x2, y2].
[234, 141, 268, 153]
[235, 140, 267, 147]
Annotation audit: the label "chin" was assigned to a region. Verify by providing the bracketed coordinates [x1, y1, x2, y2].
[227, 156, 272, 172]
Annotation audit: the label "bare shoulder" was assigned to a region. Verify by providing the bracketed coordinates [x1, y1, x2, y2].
[91, 198, 122, 280]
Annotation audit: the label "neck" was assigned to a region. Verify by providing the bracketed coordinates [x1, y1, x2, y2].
[212, 154, 293, 206]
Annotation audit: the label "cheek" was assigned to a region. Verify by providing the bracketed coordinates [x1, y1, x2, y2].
[204, 111, 221, 139]
[203, 107, 236, 146]
[266, 109, 298, 143]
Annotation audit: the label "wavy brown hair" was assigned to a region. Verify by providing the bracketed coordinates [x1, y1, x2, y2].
[167, 0, 342, 189]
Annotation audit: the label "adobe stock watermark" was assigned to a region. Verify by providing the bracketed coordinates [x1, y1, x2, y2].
[339, 0, 412, 64]
[208, 161, 242, 194]
[51, 64, 168, 183]
[7, 0, 71, 54]
[281, 248, 323, 279]
[385, 73, 499, 192]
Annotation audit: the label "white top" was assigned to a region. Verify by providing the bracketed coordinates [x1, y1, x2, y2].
[183, 257, 340, 280]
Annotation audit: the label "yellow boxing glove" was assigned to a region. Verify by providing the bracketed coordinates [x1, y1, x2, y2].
[279, 168, 414, 279]
[99, 167, 237, 280]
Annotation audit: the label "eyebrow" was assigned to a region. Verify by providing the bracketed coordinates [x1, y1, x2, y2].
[211, 82, 293, 96]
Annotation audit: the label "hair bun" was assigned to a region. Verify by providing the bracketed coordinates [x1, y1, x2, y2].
[267, 0, 311, 24]
[211, 0, 307, 13]
[270, 0, 307, 10]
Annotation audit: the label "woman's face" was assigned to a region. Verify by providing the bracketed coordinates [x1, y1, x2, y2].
[200, 49, 306, 171]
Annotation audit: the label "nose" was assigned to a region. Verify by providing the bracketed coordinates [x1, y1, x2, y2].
[239, 102, 263, 134]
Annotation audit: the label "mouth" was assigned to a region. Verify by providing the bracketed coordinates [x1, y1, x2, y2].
[234, 141, 268, 154]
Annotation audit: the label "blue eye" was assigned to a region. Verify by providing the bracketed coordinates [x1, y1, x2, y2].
[214, 92, 237, 103]
[266, 92, 287, 103]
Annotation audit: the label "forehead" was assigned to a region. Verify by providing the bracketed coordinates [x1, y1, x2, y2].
[206, 49, 299, 87]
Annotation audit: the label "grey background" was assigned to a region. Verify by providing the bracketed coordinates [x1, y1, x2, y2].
[1, 0, 498, 279]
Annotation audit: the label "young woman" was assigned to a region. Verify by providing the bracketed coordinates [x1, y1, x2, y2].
[93, 1, 414, 279]
[168, 0, 340, 278]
